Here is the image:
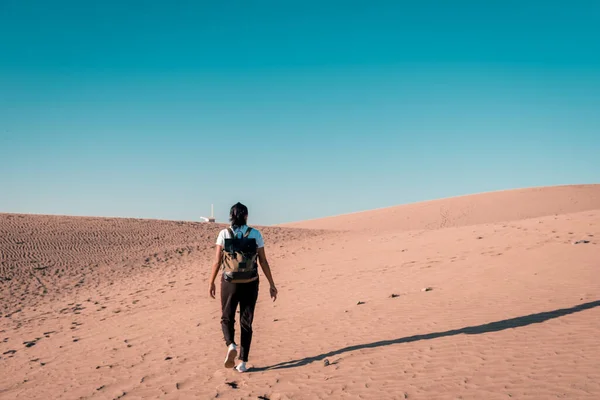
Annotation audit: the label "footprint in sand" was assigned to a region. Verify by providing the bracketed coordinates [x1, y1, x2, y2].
[226, 381, 238, 389]
[24, 338, 41, 348]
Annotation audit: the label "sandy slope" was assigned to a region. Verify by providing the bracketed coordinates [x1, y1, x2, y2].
[1, 185, 599, 400]
[0, 216, 326, 315]
[283, 184, 600, 232]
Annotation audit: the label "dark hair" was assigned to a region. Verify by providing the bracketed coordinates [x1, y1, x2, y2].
[229, 202, 248, 228]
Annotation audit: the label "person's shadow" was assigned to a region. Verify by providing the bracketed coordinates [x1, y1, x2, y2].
[252, 299, 600, 372]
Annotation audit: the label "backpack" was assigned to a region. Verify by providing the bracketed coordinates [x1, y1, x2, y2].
[221, 227, 259, 281]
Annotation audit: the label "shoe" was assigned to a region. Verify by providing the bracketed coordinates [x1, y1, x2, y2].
[224, 344, 237, 368]
[236, 361, 248, 373]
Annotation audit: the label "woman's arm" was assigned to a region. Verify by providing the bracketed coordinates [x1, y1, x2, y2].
[257, 247, 277, 301]
[208, 245, 223, 299]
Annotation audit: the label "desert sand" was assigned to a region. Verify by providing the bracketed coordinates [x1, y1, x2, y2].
[1, 184, 599, 399]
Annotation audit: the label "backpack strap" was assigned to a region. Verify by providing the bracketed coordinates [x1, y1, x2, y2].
[243, 227, 253, 238]
[227, 228, 235, 239]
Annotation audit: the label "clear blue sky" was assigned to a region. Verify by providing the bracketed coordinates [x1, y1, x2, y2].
[1, 1, 599, 225]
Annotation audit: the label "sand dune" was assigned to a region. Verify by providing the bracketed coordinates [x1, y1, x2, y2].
[1, 185, 599, 399]
[283, 184, 600, 232]
[0, 215, 327, 315]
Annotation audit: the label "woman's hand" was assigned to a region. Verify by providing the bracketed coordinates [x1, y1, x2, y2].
[270, 285, 278, 302]
[257, 247, 277, 302]
[208, 245, 223, 299]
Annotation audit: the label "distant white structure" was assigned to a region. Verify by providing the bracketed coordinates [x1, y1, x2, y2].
[200, 204, 216, 223]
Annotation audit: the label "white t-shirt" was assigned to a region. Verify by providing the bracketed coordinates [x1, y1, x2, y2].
[215, 225, 265, 248]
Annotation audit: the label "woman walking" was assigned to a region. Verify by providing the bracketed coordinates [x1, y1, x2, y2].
[208, 202, 278, 372]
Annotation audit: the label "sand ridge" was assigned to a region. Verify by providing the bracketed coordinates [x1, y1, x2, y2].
[283, 184, 600, 232]
[1, 184, 600, 399]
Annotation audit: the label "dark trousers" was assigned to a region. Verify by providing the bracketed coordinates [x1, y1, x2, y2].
[220, 275, 259, 362]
